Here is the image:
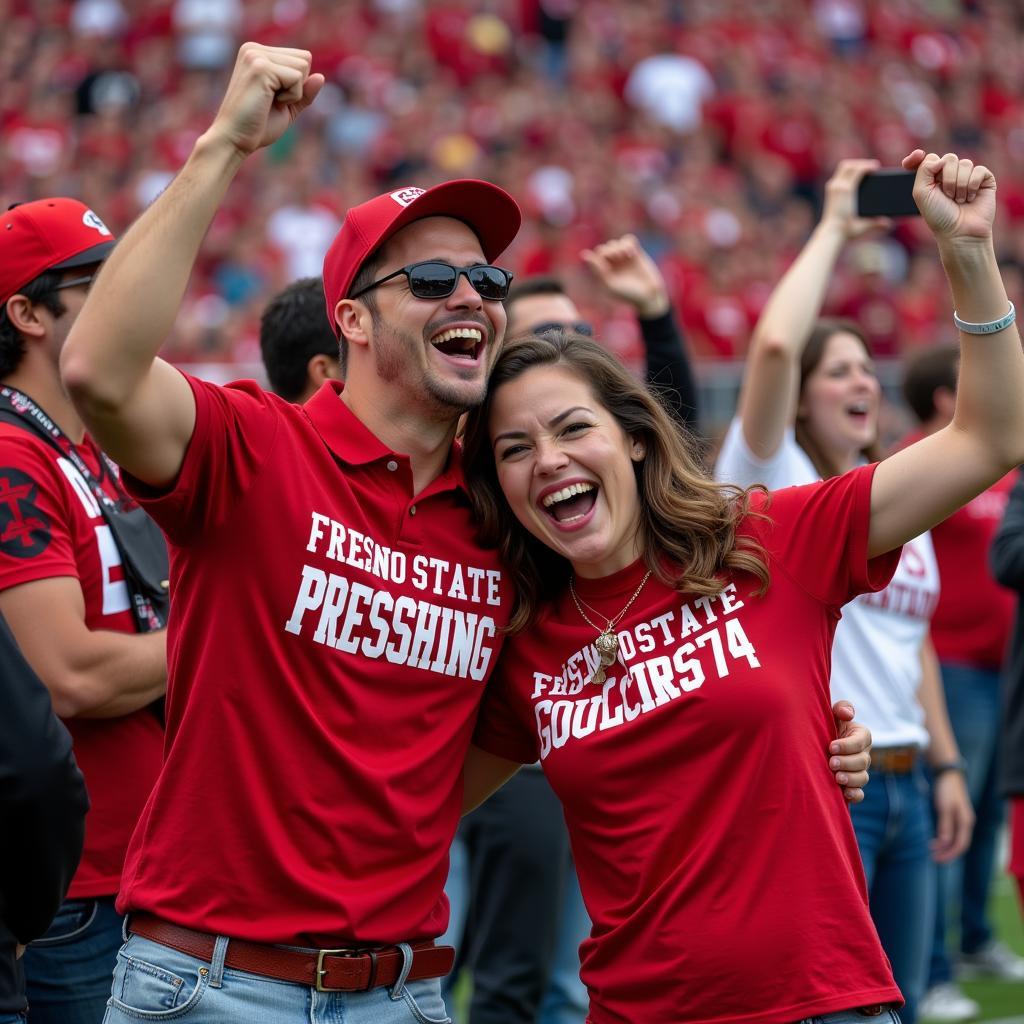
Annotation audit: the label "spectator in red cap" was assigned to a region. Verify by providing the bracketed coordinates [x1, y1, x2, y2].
[58, 43, 871, 1024]
[0, 197, 169, 1023]
[59, 42, 523, 1024]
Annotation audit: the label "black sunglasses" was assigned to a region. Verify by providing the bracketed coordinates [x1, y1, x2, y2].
[350, 261, 514, 301]
[532, 320, 594, 337]
[49, 272, 97, 293]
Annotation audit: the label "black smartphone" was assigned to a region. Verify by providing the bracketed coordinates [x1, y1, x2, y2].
[856, 169, 919, 217]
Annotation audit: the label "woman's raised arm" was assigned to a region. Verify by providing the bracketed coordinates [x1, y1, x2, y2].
[869, 151, 1024, 557]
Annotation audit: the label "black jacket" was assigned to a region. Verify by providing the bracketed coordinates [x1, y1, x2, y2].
[640, 308, 700, 433]
[0, 613, 88, 1013]
[990, 467, 1024, 797]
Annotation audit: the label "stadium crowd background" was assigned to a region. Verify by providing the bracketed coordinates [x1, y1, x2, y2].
[7, 0, 1024, 431]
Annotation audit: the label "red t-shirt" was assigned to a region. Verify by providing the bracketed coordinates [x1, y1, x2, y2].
[899, 433, 1015, 670]
[118, 376, 511, 946]
[0, 424, 163, 899]
[929, 474, 1016, 669]
[474, 466, 903, 1024]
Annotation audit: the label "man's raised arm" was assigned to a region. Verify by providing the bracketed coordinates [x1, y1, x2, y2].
[60, 44, 323, 487]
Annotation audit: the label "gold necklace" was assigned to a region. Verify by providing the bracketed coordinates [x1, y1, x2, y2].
[569, 570, 653, 685]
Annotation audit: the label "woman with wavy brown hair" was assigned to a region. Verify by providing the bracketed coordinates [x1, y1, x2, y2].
[457, 149, 1024, 1024]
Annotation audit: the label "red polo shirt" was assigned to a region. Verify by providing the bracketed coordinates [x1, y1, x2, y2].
[118, 376, 511, 946]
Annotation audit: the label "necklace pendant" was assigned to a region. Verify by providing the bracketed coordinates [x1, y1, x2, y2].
[595, 629, 619, 665]
[591, 629, 618, 684]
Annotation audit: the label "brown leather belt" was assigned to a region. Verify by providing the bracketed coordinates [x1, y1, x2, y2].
[127, 913, 454, 993]
[871, 745, 919, 774]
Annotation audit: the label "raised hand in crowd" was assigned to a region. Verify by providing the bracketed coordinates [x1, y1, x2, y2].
[581, 233, 671, 319]
[61, 44, 324, 488]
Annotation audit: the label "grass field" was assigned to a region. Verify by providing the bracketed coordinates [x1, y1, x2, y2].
[940, 871, 1024, 1023]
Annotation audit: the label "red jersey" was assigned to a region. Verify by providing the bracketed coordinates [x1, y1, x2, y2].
[119, 376, 511, 946]
[899, 432, 1014, 670]
[474, 466, 902, 1024]
[0, 424, 163, 899]
[929, 474, 1016, 669]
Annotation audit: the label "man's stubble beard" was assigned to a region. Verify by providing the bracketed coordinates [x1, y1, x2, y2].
[373, 314, 493, 416]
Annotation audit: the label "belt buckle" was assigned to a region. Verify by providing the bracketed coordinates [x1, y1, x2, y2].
[315, 948, 358, 992]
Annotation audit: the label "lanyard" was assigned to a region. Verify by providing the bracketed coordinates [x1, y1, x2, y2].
[0, 385, 169, 634]
[0, 386, 129, 512]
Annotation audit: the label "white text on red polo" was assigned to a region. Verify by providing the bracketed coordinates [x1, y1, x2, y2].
[284, 511, 502, 680]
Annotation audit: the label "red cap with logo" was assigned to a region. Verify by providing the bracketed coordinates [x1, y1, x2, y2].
[322, 180, 521, 336]
[0, 198, 116, 305]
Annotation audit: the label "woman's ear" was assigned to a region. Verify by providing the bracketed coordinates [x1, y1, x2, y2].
[631, 438, 646, 461]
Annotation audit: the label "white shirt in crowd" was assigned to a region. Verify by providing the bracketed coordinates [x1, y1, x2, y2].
[715, 419, 937, 749]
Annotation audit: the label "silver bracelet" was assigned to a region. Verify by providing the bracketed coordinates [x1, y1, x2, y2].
[952, 301, 1016, 335]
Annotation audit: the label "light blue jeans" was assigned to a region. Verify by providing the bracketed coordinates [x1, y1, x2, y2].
[850, 764, 934, 1024]
[23, 896, 124, 1024]
[929, 661, 1005, 985]
[795, 1010, 902, 1024]
[101, 933, 451, 1024]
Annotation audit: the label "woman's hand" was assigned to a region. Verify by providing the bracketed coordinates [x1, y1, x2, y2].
[821, 158, 891, 239]
[902, 149, 996, 248]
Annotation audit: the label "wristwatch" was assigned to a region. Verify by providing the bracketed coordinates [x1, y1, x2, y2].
[931, 756, 968, 778]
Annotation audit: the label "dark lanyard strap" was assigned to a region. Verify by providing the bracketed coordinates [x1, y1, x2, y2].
[0, 386, 128, 511]
[0, 386, 169, 638]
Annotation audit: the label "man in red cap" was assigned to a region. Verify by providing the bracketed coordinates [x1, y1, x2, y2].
[0, 198, 168, 1023]
[60, 43, 522, 1024]
[59, 43, 871, 1024]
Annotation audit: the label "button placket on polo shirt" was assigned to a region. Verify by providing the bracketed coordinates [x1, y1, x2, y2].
[382, 456, 424, 542]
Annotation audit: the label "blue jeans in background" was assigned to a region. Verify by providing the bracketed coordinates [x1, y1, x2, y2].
[22, 897, 123, 1024]
[850, 764, 934, 1024]
[0, 1013, 26, 1023]
[439, 833, 469, 1015]
[102, 933, 451, 1024]
[928, 662, 1005, 985]
[537, 867, 588, 1024]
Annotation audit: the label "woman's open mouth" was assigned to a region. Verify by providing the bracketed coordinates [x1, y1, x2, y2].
[540, 482, 598, 525]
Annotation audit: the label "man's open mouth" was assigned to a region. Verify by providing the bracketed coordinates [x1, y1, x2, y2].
[431, 327, 484, 361]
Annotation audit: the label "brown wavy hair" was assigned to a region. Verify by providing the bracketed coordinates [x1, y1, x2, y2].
[795, 318, 884, 479]
[462, 331, 771, 633]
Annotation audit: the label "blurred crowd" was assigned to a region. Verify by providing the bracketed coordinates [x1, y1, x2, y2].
[6, 0, 1024, 371]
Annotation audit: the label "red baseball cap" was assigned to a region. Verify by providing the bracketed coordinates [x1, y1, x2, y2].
[0, 198, 116, 305]
[322, 179, 521, 336]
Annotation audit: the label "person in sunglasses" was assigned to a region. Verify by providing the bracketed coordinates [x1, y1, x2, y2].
[506, 234, 698, 430]
[60, 44, 872, 1024]
[0, 198, 168, 1024]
